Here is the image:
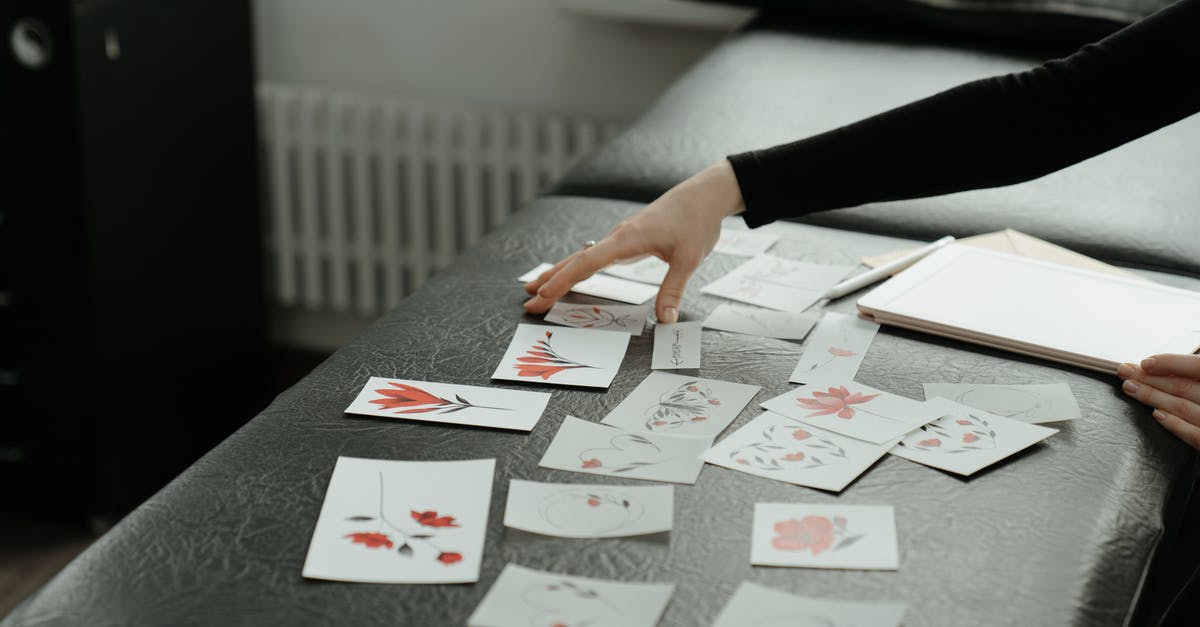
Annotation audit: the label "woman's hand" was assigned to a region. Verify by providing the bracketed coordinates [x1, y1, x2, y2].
[523, 160, 746, 323]
[1119, 354, 1200, 449]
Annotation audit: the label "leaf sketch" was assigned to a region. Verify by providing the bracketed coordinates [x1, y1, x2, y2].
[643, 380, 723, 432]
[521, 579, 621, 626]
[730, 424, 847, 471]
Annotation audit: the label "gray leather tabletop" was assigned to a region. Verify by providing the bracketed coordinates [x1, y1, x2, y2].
[4, 195, 1195, 626]
[552, 19, 1200, 278]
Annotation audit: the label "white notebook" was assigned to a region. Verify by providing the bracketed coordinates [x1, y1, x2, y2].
[857, 245, 1200, 373]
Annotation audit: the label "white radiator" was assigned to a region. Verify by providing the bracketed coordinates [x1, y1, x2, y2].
[258, 82, 622, 317]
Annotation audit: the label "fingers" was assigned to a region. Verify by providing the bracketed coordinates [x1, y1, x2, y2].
[1118, 363, 1200, 405]
[522, 236, 643, 314]
[523, 253, 577, 295]
[655, 254, 701, 324]
[1150, 409, 1200, 450]
[1140, 354, 1200, 378]
[1120, 374, 1200, 447]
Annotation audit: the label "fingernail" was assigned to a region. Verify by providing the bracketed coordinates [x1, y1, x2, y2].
[1118, 363, 1135, 379]
[1122, 380, 1140, 394]
[663, 306, 678, 324]
[1152, 409, 1166, 421]
[1141, 357, 1157, 371]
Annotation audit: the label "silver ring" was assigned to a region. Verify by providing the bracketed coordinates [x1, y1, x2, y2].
[583, 240, 596, 250]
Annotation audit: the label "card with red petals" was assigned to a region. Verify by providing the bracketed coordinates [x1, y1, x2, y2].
[760, 380, 938, 445]
[345, 377, 551, 431]
[788, 312, 880, 384]
[750, 503, 898, 570]
[302, 456, 495, 584]
[493, 324, 630, 389]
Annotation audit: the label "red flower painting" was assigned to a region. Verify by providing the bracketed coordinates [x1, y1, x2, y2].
[782, 452, 806, 462]
[436, 552, 463, 565]
[412, 510, 459, 528]
[796, 386, 880, 420]
[828, 347, 857, 357]
[344, 532, 393, 549]
[370, 382, 509, 415]
[344, 472, 463, 566]
[513, 331, 596, 380]
[772, 514, 862, 555]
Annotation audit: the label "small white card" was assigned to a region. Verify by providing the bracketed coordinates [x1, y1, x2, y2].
[713, 228, 780, 257]
[539, 416, 710, 484]
[545, 302, 651, 335]
[789, 312, 880, 384]
[751, 503, 898, 570]
[345, 378, 551, 432]
[702, 412, 895, 492]
[493, 324, 630, 389]
[601, 372, 761, 438]
[503, 479, 673, 538]
[921, 382, 1082, 423]
[601, 256, 670, 285]
[652, 321, 702, 370]
[302, 457, 495, 584]
[712, 581, 907, 627]
[519, 263, 658, 304]
[891, 397, 1058, 476]
[467, 564, 675, 627]
[761, 381, 937, 445]
[701, 255, 853, 313]
[703, 303, 819, 340]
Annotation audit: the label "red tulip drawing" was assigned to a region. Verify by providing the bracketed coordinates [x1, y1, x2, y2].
[370, 382, 510, 415]
[796, 386, 883, 420]
[344, 472, 463, 565]
[513, 331, 596, 380]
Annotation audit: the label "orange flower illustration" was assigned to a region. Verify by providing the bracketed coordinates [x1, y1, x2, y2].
[796, 386, 880, 419]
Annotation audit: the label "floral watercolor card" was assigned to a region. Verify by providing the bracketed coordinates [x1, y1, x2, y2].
[761, 380, 938, 445]
[538, 416, 710, 484]
[788, 312, 880, 384]
[701, 255, 854, 313]
[467, 564, 675, 627]
[751, 503, 899, 570]
[518, 263, 657, 305]
[891, 397, 1058, 476]
[713, 228, 780, 258]
[345, 378, 551, 432]
[302, 456, 495, 584]
[601, 371, 761, 439]
[703, 303, 820, 341]
[701, 412, 896, 493]
[921, 382, 1081, 423]
[651, 321, 702, 370]
[503, 479, 673, 538]
[712, 581, 907, 627]
[601, 256, 669, 285]
[544, 302, 652, 336]
[492, 324, 630, 389]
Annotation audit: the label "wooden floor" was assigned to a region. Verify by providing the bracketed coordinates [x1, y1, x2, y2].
[0, 512, 102, 617]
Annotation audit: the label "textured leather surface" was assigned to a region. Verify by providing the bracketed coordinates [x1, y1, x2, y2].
[552, 19, 1200, 277]
[4, 195, 1195, 627]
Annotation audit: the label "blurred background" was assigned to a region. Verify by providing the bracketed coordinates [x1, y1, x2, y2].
[0, 0, 750, 613]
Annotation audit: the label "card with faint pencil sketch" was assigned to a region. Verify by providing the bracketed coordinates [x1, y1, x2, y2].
[921, 382, 1081, 423]
[712, 581, 907, 627]
[703, 303, 819, 340]
[701, 255, 853, 313]
[601, 371, 760, 438]
[544, 302, 651, 335]
[467, 564, 674, 627]
[503, 479, 673, 538]
[539, 416, 710, 484]
[789, 312, 879, 384]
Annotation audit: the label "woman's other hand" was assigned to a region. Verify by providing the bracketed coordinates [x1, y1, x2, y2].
[1119, 354, 1200, 449]
[522, 160, 745, 323]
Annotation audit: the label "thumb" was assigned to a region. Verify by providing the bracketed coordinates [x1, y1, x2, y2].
[655, 257, 699, 323]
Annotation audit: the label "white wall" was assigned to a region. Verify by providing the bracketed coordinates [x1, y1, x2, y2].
[252, 0, 748, 120]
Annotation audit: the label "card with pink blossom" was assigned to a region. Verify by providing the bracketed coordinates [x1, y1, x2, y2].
[492, 324, 630, 389]
[344, 377, 551, 431]
[700, 412, 895, 492]
[789, 312, 879, 384]
[760, 380, 939, 445]
[302, 456, 495, 584]
[712, 581, 907, 627]
[750, 503, 898, 570]
[890, 397, 1058, 476]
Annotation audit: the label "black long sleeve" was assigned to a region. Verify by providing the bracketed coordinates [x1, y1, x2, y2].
[728, 0, 1200, 228]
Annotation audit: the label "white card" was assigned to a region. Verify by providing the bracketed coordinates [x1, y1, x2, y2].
[713, 228, 780, 257]
[467, 564, 674, 627]
[703, 303, 819, 340]
[652, 321, 702, 370]
[701, 255, 854, 312]
[891, 397, 1058, 475]
[712, 581, 907, 627]
[503, 479, 673, 538]
[789, 312, 880, 384]
[302, 457, 495, 584]
[539, 416, 710, 484]
[518, 263, 657, 305]
[751, 503, 898, 570]
[493, 324, 630, 389]
[760, 380, 937, 445]
[921, 382, 1082, 423]
[601, 256, 670, 285]
[702, 412, 895, 492]
[601, 371, 760, 438]
[545, 302, 651, 335]
[345, 377, 551, 432]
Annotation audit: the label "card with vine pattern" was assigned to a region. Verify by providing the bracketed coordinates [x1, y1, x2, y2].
[601, 371, 760, 439]
[538, 416, 710, 484]
[544, 302, 652, 335]
[891, 397, 1058, 476]
[503, 479, 673, 538]
[751, 503, 898, 570]
[712, 581, 907, 627]
[761, 379, 938, 445]
[701, 411, 895, 492]
[492, 324, 630, 389]
[302, 457, 494, 584]
[467, 564, 674, 627]
[345, 377, 551, 431]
